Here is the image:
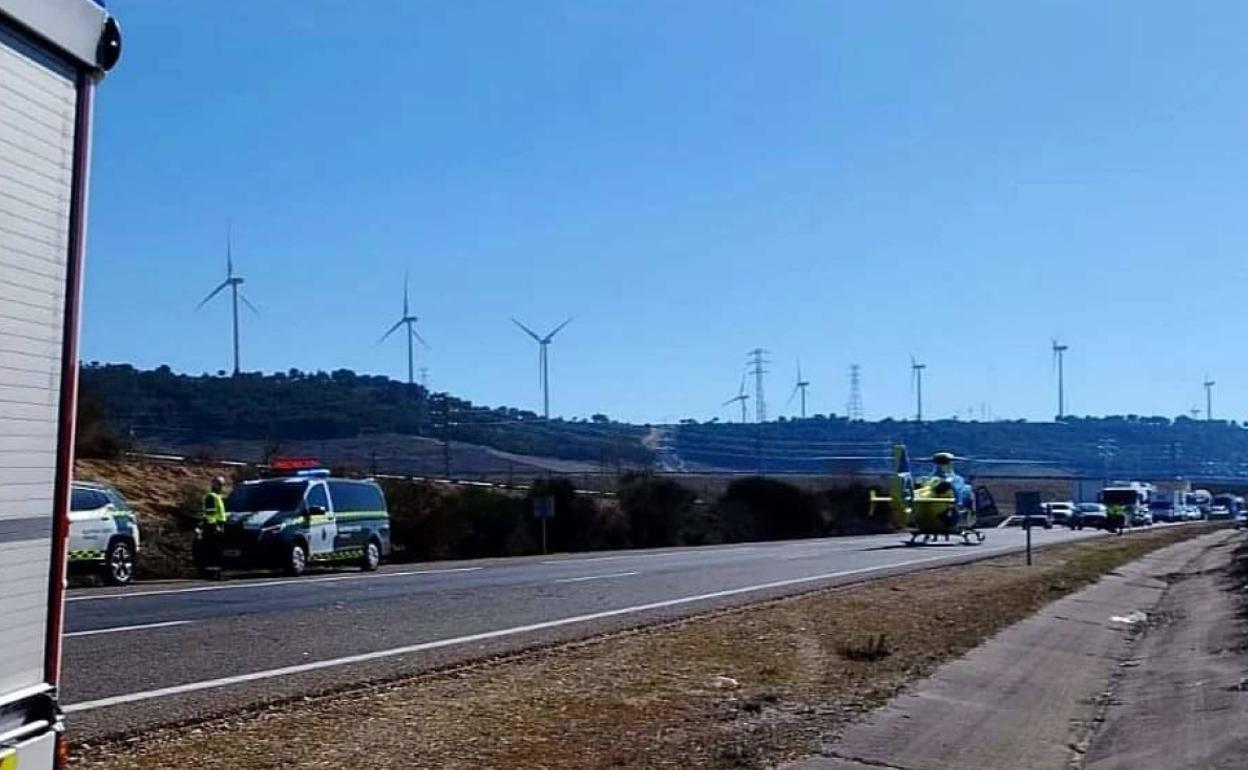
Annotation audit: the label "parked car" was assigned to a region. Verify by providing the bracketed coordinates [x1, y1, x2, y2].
[1235, 510, 1247, 529]
[1130, 509, 1154, 527]
[1181, 505, 1204, 521]
[69, 481, 141, 585]
[1000, 511, 1052, 529]
[1071, 502, 1110, 530]
[1208, 504, 1233, 521]
[1041, 501, 1076, 526]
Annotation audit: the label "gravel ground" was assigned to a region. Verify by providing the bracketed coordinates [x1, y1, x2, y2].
[69, 526, 1214, 770]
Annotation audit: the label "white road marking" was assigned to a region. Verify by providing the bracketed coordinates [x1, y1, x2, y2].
[67, 567, 484, 602]
[63, 549, 997, 714]
[64, 621, 192, 638]
[554, 571, 640, 584]
[541, 546, 758, 565]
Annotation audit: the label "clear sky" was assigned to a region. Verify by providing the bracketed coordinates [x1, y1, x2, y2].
[83, 1, 1248, 425]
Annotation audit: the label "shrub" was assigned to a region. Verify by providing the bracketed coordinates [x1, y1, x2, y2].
[718, 477, 822, 542]
[526, 477, 601, 552]
[824, 484, 895, 535]
[383, 480, 464, 560]
[617, 472, 697, 548]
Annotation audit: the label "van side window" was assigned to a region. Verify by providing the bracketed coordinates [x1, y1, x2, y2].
[306, 483, 330, 511]
[327, 481, 384, 513]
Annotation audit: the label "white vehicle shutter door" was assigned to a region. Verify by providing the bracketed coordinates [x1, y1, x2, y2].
[0, 19, 77, 700]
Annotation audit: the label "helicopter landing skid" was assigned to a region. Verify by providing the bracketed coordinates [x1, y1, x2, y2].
[904, 529, 985, 546]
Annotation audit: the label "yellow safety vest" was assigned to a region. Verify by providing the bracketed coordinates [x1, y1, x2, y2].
[202, 491, 227, 524]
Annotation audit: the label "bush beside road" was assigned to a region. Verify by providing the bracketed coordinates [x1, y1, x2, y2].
[69, 524, 1218, 769]
[73, 460, 896, 578]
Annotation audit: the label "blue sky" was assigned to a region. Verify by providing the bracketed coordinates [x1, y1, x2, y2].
[83, 1, 1248, 424]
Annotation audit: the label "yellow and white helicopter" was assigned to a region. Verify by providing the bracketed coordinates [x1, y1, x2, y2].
[870, 444, 997, 545]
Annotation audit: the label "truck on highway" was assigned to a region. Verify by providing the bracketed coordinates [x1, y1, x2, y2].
[1186, 488, 1213, 515]
[0, 2, 120, 766]
[1209, 493, 1242, 521]
[1099, 481, 1153, 527]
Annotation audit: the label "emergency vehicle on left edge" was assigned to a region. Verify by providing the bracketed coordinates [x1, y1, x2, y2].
[0, 1, 121, 768]
[68, 481, 140, 585]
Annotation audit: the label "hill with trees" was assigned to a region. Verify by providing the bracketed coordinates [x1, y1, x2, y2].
[78, 364, 1248, 481]
[78, 363, 650, 465]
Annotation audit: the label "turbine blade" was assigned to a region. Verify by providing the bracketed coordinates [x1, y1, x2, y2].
[511, 317, 542, 342]
[239, 292, 260, 316]
[544, 317, 573, 342]
[226, 219, 234, 278]
[378, 318, 405, 343]
[195, 281, 230, 310]
[787, 384, 799, 405]
[403, 271, 410, 316]
[410, 324, 429, 349]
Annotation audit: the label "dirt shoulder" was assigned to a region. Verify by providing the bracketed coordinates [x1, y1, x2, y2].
[70, 526, 1217, 770]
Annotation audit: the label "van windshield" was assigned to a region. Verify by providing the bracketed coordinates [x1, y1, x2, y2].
[226, 481, 307, 513]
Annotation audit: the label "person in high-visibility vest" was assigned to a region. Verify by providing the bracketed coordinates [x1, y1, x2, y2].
[202, 476, 227, 525]
[196, 476, 228, 576]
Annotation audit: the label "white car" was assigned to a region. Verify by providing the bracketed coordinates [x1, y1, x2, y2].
[69, 481, 141, 585]
[1041, 501, 1076, 526]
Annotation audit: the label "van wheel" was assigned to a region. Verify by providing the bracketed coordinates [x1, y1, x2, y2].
[287, 542, 308, 577]
[103, 539, 135, 586]
[360, 539, 381, 572]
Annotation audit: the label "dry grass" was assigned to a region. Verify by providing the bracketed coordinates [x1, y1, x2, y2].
[69, 526, 1214, 770]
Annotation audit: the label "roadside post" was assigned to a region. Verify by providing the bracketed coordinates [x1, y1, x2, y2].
[1016, 491, 1042, 566]
[534, 496, 556, 554]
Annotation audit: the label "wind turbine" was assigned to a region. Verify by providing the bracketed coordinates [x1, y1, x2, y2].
[1204, 376, 1215, 421]
[195, 223, 258, 376]
[512, 317, 572, 419]
[723, 368, 750, 423]
[1051, 338, 1069, 419]
[910, 355, 926, 422]
[379, 273, 428, 386]
[787, 359, 810, 418]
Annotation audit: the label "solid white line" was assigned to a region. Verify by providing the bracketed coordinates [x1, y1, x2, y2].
[67, 567, 484, 602]
[64, 621, 192, 638]
[63, 549, 992, 714]
[554, 571, 640, 584]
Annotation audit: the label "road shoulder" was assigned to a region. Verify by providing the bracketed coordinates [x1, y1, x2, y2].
[784, 529, 1244, 770]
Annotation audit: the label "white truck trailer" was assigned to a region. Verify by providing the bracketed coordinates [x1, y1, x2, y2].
[0, 2, 120, 767]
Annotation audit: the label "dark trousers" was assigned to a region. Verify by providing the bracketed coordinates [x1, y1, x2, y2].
[194, 523, 225, 569]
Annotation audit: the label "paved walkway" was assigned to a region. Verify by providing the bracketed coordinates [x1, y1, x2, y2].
[783, 530, 1246, 770]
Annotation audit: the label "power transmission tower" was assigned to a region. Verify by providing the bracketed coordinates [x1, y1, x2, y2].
[438, 395, 452, 479]
[747, 348, 769, 423]
[847, 364, 863, 421]
[419, 367, 429, 390]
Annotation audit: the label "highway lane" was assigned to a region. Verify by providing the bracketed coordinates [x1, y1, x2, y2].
[61, 526, 1118, 738]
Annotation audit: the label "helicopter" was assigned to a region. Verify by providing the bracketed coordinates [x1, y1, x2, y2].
[869, 444, 999, 545]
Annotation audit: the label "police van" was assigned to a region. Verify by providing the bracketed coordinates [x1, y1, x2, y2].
[198, 469, 391, 577]
[69, 481, 141, 585]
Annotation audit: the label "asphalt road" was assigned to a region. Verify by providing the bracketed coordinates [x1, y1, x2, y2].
[62, 525, 1121, 739]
